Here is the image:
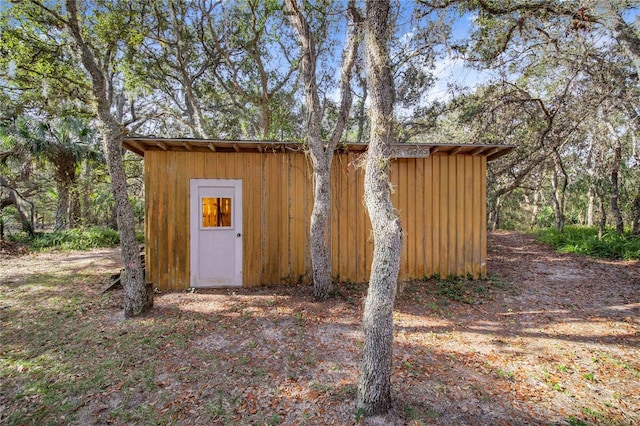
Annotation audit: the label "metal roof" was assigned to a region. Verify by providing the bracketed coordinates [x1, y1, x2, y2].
[123, 137, 515, 162]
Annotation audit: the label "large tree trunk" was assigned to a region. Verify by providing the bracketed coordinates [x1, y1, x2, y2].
[101, 119, 149, 317]
[65, 0, 150, 317]
[309, 163, 332, 300]
[357, 0, 402, 417]
[285, 0, 360, 301]
[285, 0, 332, 300]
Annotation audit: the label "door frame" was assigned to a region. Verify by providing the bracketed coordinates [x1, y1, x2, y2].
[189, 178, 243, 287]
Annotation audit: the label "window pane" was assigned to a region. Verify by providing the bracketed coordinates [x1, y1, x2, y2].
[202, 197, 232, 227]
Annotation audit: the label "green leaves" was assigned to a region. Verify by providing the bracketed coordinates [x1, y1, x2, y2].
[0, 2, 90, 115]
[536, 226, 640, 260]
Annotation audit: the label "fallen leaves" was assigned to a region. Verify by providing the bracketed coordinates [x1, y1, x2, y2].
[2, 233, 640, 424]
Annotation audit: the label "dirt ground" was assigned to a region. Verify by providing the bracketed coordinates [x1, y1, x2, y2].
[1, 231, 639, 425]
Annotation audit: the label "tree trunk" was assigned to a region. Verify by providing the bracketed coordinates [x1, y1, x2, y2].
[598, 189, 607, 240]
[606, 120, 624, 233]
[1, 176, 34, 235]
[53, 153, 77, 231]
[54, 180, 70, 231]
[101, 119, 149, 317]
[355, 63, 368, 144]
[310, 163, 332, 300]
[357, 0, 401, 417]
[69, 180, 81, 228]
[108, 206, 118, 230]
[285, 0, 360, 301]
[285, 0, 332, 300]
[627, 109, 640, 234]
[530, 189, 541, 229]
[630, 171, 640, 234]
[65, 0, 150, 317]
[551, 150, 567, 232]
[488, 195, 502, 231]
[587, 186, 596, 227]
[631, 187, 640, 235]
[82, 161, 94, 226]
[180, 58, 208, 140]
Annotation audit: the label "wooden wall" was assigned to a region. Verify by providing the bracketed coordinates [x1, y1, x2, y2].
[144, 150, 486, 290]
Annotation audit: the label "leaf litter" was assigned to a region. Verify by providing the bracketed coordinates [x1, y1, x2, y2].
[0, 231, 638, 425]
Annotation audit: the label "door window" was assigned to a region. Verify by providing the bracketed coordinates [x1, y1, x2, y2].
[201, 197, 232, 228]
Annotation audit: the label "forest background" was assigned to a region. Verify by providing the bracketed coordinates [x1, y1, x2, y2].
[1, 0, 639, 255]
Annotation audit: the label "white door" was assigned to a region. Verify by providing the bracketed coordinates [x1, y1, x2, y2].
[190, 179, 242, 287]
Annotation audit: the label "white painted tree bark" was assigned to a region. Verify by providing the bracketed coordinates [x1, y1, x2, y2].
[356, 0, 403, 417]
[284, 0, 361, 301]
[64, 0, 150, 317]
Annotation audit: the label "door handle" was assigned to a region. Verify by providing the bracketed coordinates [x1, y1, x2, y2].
[237, 233, 242, 237]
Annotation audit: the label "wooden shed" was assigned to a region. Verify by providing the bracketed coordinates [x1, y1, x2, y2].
[123, 138, 513, 291]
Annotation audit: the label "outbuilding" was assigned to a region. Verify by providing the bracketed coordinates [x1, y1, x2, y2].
[123, 138, 513, 290]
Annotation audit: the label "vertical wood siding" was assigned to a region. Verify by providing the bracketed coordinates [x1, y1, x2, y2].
[144, 151, 487, 290]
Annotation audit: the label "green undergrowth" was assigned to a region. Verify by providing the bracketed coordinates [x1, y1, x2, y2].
[536, 226, 640, 260]
[8, 227, 143, 251]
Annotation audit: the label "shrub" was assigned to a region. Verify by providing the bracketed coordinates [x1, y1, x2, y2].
[536, 226, 640, 260]
[10, 227, 121, 251]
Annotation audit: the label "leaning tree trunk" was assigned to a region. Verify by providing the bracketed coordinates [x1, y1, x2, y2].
[357, 0, 402, 417]
[65, 0, 150, 317]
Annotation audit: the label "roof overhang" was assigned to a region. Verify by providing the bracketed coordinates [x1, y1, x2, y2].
[123, 137, 515, 162]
